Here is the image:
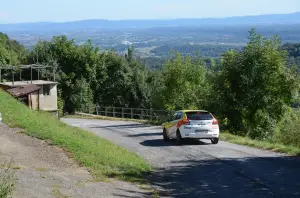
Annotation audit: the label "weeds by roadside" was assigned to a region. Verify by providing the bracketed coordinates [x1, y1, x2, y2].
[220, 132, 300, 156]
[0, 161, 16, 198]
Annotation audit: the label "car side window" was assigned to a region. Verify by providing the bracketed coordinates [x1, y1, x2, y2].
[172, 113, 178, 121]
[175, 112, 183, 120]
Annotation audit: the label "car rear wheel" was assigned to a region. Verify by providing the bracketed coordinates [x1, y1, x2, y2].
[211, 138, 219, 144]
[163, 128, 169, 141]
[176, 130, 183, 145]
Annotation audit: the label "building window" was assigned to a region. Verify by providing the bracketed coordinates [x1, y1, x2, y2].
[43, 85, 51, 96]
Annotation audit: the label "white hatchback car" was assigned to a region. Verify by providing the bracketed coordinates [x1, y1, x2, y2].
[162, 110, 220, 145]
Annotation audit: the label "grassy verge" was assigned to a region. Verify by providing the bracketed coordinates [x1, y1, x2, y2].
[68, 113, 300, 156]
[0, 90, 151, 183]
[220, 132, 300, 156]
[0, 162, 16, 198]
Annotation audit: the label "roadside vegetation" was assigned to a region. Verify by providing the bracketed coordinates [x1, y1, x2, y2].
[0, 28, 299, 155]
[0, 161, 16, 198]
[0, 90, 151, 182]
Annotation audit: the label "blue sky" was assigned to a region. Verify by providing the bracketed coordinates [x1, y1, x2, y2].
[1, 0, 300, 23]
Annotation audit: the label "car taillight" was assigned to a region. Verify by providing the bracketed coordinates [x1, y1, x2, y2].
[212, 119, 219, 125]
[178, 119, 190, 128]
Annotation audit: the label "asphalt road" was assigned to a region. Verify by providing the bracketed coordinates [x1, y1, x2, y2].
[62, 118, 300, 198]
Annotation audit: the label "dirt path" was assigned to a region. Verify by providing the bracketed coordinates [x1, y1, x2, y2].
[0, 124, 151, 198]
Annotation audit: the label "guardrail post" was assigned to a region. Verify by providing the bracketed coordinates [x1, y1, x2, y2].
[105, 107, 107, 117]
[131, 108, 133, 119]
[122, 108, 124, 118]
[113, 107, 116, 117]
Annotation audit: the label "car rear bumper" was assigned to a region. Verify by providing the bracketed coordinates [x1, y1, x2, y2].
[182, 132, 219, 139]
[180, 126, 219, 139]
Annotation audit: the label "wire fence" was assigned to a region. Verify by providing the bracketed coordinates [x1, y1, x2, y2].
[78, 106, 175, 122]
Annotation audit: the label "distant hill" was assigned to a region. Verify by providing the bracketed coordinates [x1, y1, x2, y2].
[1, 12, 300, 31]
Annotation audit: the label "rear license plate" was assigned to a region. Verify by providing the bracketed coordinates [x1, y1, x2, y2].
[195, 130, 209, 133]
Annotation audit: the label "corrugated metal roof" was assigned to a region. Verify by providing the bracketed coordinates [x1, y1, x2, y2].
[7, 84, 40, 98]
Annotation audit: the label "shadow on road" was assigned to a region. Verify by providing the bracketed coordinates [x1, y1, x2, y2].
[147, 156, 300, 198]
[128, 132, 162, 137]
[90, 123, 150, 129]
[140, 139, 211, 147]
[112, 189, 152, 198]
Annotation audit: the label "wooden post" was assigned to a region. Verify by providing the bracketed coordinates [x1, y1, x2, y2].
[19, 69, 22, 81]
[131, 108, 133, 119]
[53, 67, 55, 82]
[141, 109, 144, 120]
[12, 70, 14, 86]
[38, 68, 40, 80]
[31, 66, 33, 84]
[96, 106, 99, 115]
[150, 108, 153, 121]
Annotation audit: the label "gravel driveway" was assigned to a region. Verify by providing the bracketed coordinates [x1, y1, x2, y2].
[62, 118, 300, 198]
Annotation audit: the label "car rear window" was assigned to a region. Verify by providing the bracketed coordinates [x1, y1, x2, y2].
[185, 111, 213, 120]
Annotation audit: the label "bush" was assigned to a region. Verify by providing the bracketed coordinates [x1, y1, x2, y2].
[274, 109, 300, 148]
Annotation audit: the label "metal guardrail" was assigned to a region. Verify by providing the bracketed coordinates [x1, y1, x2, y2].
[78, 106, 174, 122]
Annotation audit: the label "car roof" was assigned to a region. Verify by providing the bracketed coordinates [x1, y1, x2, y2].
[177, 110, 209, 113]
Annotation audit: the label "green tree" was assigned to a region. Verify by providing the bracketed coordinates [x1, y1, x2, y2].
[0, 32, 27, 66]
[216, 29, 299, 139]
[28, 36, 100, 113]
[70, 78, 94, 113]
[152, 53, 209, 110]
[94, 50, 151, 109]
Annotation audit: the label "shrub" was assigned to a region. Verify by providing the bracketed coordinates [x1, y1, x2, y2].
[274, 109, 300, 148]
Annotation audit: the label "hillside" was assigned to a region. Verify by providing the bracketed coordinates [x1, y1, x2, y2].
[0, 90, 151, 181]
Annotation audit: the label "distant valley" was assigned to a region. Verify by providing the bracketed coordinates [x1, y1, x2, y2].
[1, 12, 300, 68]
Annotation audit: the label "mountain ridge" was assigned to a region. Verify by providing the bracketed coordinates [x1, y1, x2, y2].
[1, 12, 300, 31]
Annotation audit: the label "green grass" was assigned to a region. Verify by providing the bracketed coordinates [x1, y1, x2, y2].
[220, 132, 300, 156]
[0, 90, 151, 182]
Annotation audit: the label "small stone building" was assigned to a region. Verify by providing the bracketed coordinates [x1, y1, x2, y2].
[0, 80, 58, 116]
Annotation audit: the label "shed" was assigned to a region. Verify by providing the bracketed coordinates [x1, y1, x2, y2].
[1, 80, 58, 116]
[7, 84, 40, 110]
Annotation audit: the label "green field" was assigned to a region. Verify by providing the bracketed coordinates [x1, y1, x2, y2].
[0, 90, 151, 182]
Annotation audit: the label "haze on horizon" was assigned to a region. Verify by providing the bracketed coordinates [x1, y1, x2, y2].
[1, 0, 300, 23]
